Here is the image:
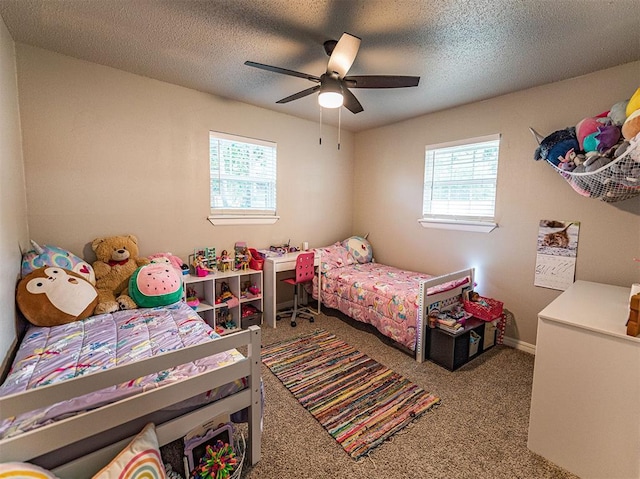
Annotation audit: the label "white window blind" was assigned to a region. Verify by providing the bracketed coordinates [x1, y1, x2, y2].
[210, 131, 277, 216]
[423, 134, 500, 223]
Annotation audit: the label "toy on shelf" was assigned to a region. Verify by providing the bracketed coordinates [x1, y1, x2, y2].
[234, 242, 250, 271]
[192, 247, 217, 277]
[218, 250, 234, 272]
[248, 248, 264, 270]
[217, 307, 237, 331]
[216, 282, 239, 307]
[240, 281, 261, 299]
[185, 286, 200, 310]
[241, 304, 260, 318]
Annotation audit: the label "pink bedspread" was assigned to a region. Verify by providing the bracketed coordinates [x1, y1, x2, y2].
[0, 301, 246, 439]
[313, 262, 469, 351]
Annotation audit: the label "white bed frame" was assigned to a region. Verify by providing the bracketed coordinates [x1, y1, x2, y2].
[416, 267, 475, 363]
[0, 325, 262, 477]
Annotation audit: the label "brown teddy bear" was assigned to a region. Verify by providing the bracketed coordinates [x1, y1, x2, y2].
[91, 234, 149, 314]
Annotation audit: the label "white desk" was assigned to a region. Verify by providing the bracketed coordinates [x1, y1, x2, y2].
[528, 281, 640, 479]
[263, 251, 321, 328]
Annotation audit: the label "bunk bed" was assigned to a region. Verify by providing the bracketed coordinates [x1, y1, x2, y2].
[313, 238, 474, 362]
[0, 301, 261, 477]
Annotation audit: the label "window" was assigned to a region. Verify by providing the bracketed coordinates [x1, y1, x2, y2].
[209, 131, 278, 225]
[420, 134, 500, 232]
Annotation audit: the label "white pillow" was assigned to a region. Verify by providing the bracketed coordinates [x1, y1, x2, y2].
[0, 462, 59, 478]
[92, 423, 166, 479]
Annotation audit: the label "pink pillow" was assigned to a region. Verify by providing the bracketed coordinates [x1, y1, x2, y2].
[316, 243, 354, 272]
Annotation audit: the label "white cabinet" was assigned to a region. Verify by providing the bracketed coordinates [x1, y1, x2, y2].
[182, 268, 263, 335]
[528, 281, 640, 479]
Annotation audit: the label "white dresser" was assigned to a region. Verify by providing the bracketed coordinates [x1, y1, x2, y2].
[528, 280, 640, 479]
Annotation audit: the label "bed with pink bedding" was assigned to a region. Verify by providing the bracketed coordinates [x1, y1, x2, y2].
[0, 301, 261, 472]
[313, 240, 473, 361]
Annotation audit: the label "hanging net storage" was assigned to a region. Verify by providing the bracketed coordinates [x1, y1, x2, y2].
[547, 138, 640, 202]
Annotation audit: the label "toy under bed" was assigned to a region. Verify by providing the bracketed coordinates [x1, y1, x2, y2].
[312, 242, 471, 352]
[0, 301, 247, 440]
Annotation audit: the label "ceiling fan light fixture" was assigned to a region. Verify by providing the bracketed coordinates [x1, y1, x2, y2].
[318, 90, 343, 108]
[318, 76, 343, 108]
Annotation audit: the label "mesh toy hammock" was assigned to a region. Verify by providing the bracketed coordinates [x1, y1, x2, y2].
[531, 128, 640, 203]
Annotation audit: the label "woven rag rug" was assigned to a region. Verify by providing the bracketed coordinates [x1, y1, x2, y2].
[262, 329, 440, 459]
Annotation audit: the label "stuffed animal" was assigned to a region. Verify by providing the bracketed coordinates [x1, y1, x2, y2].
[622, 109, 640, 141]
[533, 127, 579, 166]
[17, 267, 98, 326]
[609, 100, 629, 126]
[129, 263, 183, 308]
[91, 234, 149, 314]
[21, 240, 95, 285]
[622, 87, 640, 140]
[148, 252, 188, 275]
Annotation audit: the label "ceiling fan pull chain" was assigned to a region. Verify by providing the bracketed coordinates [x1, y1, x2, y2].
[319, 107, 323, 145]
[338, 107, 341, 150]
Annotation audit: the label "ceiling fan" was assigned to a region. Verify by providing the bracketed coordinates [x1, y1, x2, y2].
[244, 32, 420, 114]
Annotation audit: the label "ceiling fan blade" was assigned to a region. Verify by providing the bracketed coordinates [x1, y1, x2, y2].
[342, 88, 364, 114]
[244, 61, 320, 83]
[344, 75, 420, 88]
[326, 33, 361, 78]
[276, 85, 321, 104]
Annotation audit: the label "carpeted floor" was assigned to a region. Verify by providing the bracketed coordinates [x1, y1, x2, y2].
[165, 309, 578, 479]
[243, 310, 578, 479]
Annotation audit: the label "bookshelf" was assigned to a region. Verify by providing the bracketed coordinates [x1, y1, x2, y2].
[182, 268, 263, 335]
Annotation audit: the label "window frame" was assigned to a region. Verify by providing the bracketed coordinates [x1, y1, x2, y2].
[207, 131, 279, 226]
[419, 134, 500, 233]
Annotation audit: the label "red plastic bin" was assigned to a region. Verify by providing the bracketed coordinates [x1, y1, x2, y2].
[248, 248, 264, 270]
[463, 296, 504, 321]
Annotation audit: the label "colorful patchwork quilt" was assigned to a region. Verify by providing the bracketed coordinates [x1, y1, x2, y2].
[0, 301, 246, 439]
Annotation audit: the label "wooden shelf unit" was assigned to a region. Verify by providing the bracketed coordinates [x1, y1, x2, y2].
[182, 268, 263, 335]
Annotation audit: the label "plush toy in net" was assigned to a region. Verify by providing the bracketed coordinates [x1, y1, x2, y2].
[190, 440, 238, 479]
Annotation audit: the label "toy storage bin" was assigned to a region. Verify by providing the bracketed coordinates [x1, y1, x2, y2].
[248, 248, 264, 270]
[483, 320, 498, 349]
[241, 310, 262, 328]
[469, 330, 481, 357]
[464, 296, 504, 321]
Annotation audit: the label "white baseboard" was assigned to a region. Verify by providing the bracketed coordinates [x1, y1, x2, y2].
[502, 336, 536, 355]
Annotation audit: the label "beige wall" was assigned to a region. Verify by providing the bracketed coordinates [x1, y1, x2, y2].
[4, 40, 640, 355]
[16, 45, 354, 265]
[354, 61, 640, 346]
[0, 17, 29, 366]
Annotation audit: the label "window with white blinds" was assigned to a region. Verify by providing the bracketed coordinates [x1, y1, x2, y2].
[422, 134, 500, 223]
[209, 131, 277, 216]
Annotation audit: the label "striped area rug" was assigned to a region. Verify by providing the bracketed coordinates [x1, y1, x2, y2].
[262, 329, 440, 459]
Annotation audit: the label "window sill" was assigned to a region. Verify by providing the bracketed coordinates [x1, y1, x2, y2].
[417, 218, 497, 233]
[208, 215, 280, 226]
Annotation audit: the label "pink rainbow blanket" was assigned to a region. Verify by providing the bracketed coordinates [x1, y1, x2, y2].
[313, 259, 469, 351]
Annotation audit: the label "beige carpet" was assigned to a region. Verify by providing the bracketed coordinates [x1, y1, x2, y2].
[238, 309, 578, 479]
[163, 309, 578, 478]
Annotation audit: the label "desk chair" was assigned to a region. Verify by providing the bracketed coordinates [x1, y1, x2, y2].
[276, 252, 317, 327]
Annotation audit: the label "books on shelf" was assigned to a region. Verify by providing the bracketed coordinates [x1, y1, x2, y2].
[437, 322, 465, 334]
[436, 317, 458, 327]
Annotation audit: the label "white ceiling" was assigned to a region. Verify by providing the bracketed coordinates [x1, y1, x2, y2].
[1, 0, 639, 132]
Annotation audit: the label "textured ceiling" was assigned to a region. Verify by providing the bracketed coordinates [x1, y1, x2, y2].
[1, 0, 639, 132]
